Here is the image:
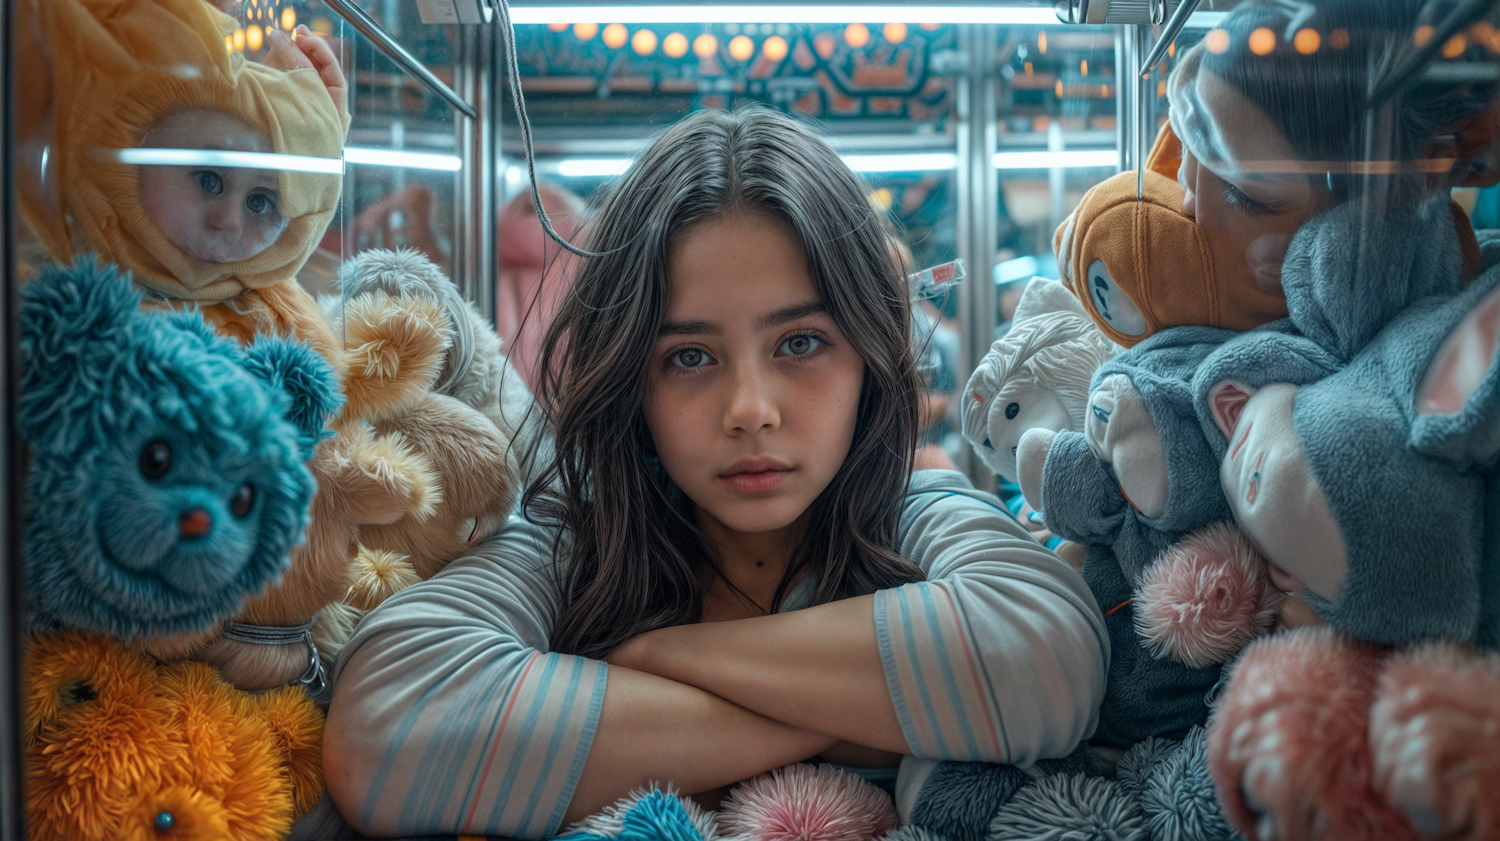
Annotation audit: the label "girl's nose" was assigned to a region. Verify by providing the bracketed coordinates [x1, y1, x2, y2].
[724, 364, 780, 435]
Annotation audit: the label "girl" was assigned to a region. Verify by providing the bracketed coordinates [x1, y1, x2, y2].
[323, 108, 1108, 840]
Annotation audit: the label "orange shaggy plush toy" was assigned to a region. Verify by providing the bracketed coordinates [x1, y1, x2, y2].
[24, 632, 325, 841]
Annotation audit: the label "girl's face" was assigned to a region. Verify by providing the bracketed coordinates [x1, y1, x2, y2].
[644, 213, 866, 539]
[1178, 69, 1336, 298]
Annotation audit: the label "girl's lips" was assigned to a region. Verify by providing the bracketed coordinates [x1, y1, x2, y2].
[721, 469, 792, 494]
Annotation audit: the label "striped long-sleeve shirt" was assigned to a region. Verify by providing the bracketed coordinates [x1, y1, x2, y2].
[323, 469, 1108, 839]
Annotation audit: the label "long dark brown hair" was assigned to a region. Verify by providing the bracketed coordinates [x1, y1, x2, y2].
[526, 107, 925, 660]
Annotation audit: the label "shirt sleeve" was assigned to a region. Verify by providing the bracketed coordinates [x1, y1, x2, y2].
[323, 515, 606, 840]
[874, 470, 1109, 766]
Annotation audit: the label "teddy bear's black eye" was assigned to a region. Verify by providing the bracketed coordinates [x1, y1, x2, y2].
[140, 441, 172, 480]
[1005, 402, 1021, 420]
[231, 484, 256, 518]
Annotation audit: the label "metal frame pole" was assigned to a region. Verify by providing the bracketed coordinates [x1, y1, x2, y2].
[455, 22, 498, 322]
[955, 22, 999, 491]
[1, 0, 25, 833]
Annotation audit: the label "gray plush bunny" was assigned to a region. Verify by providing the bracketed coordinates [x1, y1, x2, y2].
[1202, 254, 1500, 841]
[1198, 259, 1500, 646]
[1187, 192, 1493, 645]
[1007, 192, 1479, 745]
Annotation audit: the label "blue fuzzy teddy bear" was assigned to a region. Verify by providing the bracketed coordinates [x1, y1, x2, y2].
[20, 257, 342, 641]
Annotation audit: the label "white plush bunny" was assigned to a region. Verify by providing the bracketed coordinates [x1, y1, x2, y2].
[961, 279, 1117, 483]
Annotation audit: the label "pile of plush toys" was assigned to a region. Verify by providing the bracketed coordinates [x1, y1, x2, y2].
[14, 0, 542, 836]
[907, 125, 1500, 841]
[19, 247, 535, 841]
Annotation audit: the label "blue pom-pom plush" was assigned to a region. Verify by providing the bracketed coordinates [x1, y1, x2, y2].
[19, 257, 340, 640]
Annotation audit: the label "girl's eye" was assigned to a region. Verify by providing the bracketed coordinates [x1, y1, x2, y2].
[194, 170, 224, 195]
[244, 191, 278, 216]
[1222, 183, 1273, 216]
[669, 347, 712, 369]
[777, 334, 822, 357]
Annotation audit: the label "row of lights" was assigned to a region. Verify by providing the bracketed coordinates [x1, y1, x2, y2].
[1203, 22, 1500, 58]
[225, 0, 296, 53]
[546, 21, 940, 58]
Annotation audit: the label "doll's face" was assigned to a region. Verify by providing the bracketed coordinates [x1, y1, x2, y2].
[644, 212, 865, 541]
[137, 109, 289, 263]
[1218, 383, 1347, 600]
[983, 378, 1073, 482]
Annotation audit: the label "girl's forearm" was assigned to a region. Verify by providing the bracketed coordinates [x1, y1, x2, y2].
[563, 665, 839, 824]
[605, 594, 909, 754]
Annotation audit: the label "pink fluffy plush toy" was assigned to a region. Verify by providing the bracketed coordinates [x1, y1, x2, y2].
[720, 764, 900, 841]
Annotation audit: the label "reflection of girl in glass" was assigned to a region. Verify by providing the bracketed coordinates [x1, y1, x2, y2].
[1169, 0, 1499, 315]
[324, 108, 1109, 839]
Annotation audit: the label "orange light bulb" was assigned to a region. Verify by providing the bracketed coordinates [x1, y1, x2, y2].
[631, 29, 658, 55]
[728, 34, 755, 61]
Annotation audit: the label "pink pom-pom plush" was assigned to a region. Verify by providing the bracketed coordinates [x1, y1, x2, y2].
[720, 763, 899, 841]
[1370, 643, 1500, 841]
[1208, 627, 1415, 841]
[1134, 522, 1282, 668]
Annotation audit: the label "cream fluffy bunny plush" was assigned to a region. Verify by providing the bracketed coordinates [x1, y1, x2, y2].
[961, 279, 1117, 484]
[312, 250, 537, 660]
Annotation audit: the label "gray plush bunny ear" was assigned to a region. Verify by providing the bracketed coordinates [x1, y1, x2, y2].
[337, 247, 509, 414]
[1282, 194, 1463, 361]
[1410, 276, 1500, 470]
[1191, 325, 1342, 457]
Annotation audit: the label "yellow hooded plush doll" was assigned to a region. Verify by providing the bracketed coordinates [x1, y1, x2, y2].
[17, 0, 347, 327]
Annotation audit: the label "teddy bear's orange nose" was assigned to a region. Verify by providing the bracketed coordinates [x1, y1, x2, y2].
[178, 508, 212, 538]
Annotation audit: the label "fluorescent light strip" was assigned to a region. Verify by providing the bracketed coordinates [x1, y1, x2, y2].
[555, 158, 634, 177]
[993, 149, 1118, 169]
[510, 6, 1060, 24]
[113, 148, 344, 174]
[844, 152, 958, 171]
[345, 147, 464, 171]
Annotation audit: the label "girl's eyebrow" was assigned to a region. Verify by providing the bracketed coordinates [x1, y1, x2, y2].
[657, 301, 827, 338]
[759, 301, 826, 329]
